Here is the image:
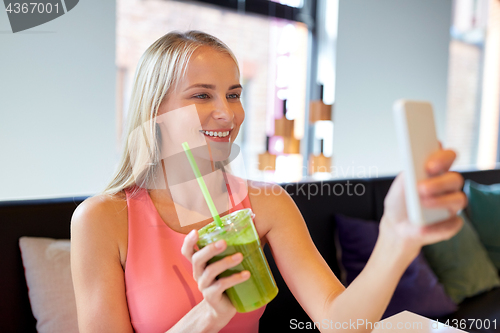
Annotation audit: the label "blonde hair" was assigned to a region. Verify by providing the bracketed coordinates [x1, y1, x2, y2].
[103, 31, 238, 196]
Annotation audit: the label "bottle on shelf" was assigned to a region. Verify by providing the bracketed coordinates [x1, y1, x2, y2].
[275, 99, 300, 154]
[309, 139, 331, 175]
[258, 136, 276, 171]
[309, 85, 332, 123]
[274, 99, 294, 138]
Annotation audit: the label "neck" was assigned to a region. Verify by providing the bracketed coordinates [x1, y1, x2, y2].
[149, 157, 230, 217]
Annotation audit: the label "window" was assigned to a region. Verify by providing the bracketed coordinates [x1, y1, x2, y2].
[446, 0, 500, 170]
[116, 0, 311, 182]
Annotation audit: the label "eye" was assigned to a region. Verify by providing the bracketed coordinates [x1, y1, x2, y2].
[193, 93, 209, 99]
[227, 93, 241, 100]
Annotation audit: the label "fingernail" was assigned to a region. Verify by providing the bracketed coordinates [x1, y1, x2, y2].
[429, 162, 440, 172]
[188, 229, 196, 238]
[417, 183, 427, 194]
[232, 253, 242, 261]
[241, 271, 250, 278]
[215, 240, 225, 249]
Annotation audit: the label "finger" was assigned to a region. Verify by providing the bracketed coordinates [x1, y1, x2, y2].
[198, 252, 244, 290]
[384, 172, 405, 206]
[420, 215, 463, 245]
[418, 172, 464, 197]
[425, 149, 457, 176]
[203, 270, 251, 301]
[181, 229, 199, 262]
[420, 191, 468, 216]
[191, 239, 227, 281]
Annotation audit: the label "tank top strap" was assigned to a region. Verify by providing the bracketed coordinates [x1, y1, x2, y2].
[125, 186, 161, 225]
[225, 175, 253, 213]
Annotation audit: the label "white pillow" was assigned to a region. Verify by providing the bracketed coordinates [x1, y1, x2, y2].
[19, 237, 78, 333]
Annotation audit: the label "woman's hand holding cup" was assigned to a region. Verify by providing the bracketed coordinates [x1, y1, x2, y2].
[181, 229, 250, 326]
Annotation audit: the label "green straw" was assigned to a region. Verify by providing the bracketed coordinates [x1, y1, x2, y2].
[182, 142, 223, 228]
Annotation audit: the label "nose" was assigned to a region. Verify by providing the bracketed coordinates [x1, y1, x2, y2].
[212, 97, 234, 123]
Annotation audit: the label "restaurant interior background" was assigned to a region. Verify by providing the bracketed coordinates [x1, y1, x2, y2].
[1, 0, 499, 201]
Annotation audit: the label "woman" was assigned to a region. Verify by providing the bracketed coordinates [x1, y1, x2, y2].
[71, 31, 466, 333]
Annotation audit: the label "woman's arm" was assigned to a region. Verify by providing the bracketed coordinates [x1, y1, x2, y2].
[70, 196, 134, 333]
[250, 148, 465, 332]
[71, 195, 249, 333]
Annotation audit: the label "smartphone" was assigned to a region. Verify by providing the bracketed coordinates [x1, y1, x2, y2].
[393, 100, 450, 226]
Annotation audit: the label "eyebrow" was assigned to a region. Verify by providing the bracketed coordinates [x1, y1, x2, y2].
[183, 83, 243, 91]
[229, 84, 243, 90]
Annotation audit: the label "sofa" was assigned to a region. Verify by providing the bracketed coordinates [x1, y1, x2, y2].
[1, 169, 499, 332]
[260, 169, 500, 332]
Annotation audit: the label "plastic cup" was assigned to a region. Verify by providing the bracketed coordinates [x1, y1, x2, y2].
[197, 208, 279, 313]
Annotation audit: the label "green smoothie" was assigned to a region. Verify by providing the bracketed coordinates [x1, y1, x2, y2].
[197, 209, 278, 313]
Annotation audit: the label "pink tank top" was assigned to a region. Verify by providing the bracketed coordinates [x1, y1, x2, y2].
[124, 186, 266, 333]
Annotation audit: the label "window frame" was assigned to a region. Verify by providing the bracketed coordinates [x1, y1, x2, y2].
[189, 0, 317, 26]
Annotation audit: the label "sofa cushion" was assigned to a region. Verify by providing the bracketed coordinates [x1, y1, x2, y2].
[335, 214, 457, 319]
[19, 237, 78, 333]
[422, 212, 500, 304]
[464, 180, 500, 270]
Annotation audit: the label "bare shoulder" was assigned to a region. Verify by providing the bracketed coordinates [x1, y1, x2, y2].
[247, 180, 294, 208]
[72, 192, 128, 229]
[71, 192, 128, 265]
[246, 180, 303, 242]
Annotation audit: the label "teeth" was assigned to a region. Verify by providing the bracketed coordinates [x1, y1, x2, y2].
[201, 130, 230, 138]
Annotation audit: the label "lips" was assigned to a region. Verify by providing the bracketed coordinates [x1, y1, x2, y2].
[200, 130, 231, 138]
[199, 129, 233, 142]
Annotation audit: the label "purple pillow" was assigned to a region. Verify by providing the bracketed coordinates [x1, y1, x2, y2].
[335, 214, 457, 319]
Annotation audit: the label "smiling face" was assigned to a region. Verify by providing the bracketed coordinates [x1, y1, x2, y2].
[158, 46, 244, 146]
